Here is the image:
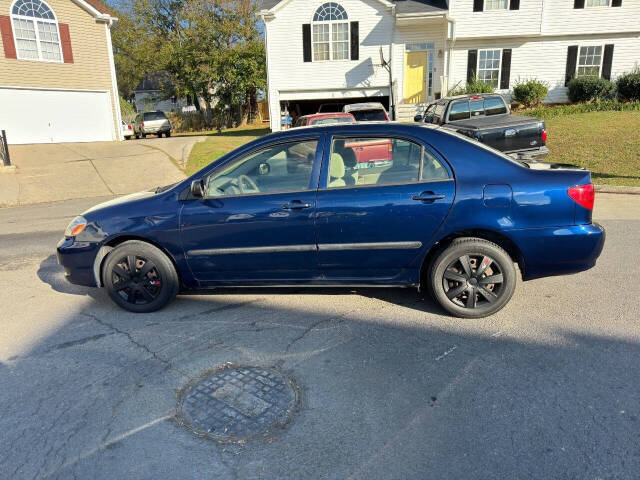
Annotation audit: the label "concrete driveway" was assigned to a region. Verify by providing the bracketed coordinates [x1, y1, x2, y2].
[0, 136, 204, 207]
[0, 193, 639, 479]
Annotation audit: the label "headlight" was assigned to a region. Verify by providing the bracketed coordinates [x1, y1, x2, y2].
[65, 216, 87, 237]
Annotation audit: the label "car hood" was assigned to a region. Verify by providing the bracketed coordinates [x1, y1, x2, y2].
[84, 190, 156, 214]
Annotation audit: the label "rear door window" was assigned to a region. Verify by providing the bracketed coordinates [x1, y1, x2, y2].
[448, 101, 470, 121]
[484, 97, 507, 115]
[433, 103, 446, 124]
[327, 137, 449, 189]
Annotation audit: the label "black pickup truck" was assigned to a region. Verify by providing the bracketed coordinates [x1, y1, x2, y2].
[414, 94, 548, 161]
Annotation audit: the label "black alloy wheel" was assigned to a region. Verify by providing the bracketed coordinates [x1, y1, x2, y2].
[429, 238, 516, 319]
[103, 240, 179, 313]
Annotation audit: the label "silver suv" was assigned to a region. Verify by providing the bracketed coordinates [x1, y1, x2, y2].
[133, 111, 172, 138]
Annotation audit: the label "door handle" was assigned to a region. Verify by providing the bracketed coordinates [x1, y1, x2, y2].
[282, 200, 312, 210]
[412, 191, 445, 203]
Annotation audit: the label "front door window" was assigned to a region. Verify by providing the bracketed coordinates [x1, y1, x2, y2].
[204, 140, 318, 197]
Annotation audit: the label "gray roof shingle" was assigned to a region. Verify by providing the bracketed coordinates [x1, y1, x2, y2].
[259, 0, 448, 14]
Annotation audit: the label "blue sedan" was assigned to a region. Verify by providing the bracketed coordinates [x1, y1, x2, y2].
[57, 123, 605, 318]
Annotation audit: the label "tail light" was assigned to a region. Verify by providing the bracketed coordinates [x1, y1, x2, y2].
[127, 125, 132, 130]
[542, 128, 547, 143]
[141, 122, 144, 127]
[568, 184, 594, 210]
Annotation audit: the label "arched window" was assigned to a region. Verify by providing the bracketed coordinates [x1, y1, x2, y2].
[312, 2, 349, 61]
[11, 0, 62, 62]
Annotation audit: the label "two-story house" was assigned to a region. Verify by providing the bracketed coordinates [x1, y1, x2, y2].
[260, 0, 640, 131]
[0, 0, 121, 144]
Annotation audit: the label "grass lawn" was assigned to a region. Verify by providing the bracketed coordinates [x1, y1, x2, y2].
[184, 111, 640, 186]
[545, 110, 640, 187]
[184, 125, 270, 176]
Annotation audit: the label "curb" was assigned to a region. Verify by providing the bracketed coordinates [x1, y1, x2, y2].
[595, 184, 640, 195]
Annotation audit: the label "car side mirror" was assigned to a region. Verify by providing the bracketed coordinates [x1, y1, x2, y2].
[414, 114, 423, 122]
[190, 179, 204, 198]
[258, 163, 270, 176]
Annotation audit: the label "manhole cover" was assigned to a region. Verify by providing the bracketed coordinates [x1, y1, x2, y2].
[178, 366, 298, 442]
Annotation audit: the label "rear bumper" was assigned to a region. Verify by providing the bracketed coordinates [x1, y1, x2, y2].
[509, 223, 606, 280]
[508, 146, 549, 161]
[57, 237, 100, 287]
[143, 125, 171, 134]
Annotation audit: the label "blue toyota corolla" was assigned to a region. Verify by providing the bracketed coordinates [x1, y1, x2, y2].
[57, 123, 605, 318]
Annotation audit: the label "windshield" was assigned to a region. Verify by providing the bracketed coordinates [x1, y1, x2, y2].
[350, 110, 387, 121]
[144, 112, 168, 121]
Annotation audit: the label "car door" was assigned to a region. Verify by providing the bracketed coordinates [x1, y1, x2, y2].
[180, 136, 323, 285]
[316, 133, 455, 283]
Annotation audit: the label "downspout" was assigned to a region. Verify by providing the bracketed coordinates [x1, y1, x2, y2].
[388, 4, 396, 120]
[104, 18, 123, 141]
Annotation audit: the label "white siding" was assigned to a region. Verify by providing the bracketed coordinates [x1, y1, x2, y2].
[450, 0, 544, 39]
[542, 1, 640, 36]
[265, 0, 395, 130]
[451, 35, 640, 103]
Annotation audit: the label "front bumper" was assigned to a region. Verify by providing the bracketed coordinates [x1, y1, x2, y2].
[57, 237, 100, 287]
[509, 223, 606, 280]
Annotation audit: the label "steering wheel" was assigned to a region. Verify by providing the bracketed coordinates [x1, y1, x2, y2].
[236, 174, 260, 194]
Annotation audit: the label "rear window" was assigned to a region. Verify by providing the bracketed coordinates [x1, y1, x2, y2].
[484, 97, 507, 115]
[144, 112, 168, 121]
[470, 99, 485, 117]
[310, 117, 354, 126]
[350, 110, 387, 122]
[448, 101, 470, 121]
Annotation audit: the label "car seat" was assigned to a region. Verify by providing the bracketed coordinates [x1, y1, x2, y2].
[329, 153, 346, 187]
[333, 140, 358, 185]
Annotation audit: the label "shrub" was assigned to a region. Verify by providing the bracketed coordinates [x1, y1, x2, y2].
[512, 78, 549, 107]
[525, 100, 640, 120]
[119, 96, 136, 123]
[616, 69, 640, 102]
[448, 78, 495, 96]
[567, 76, 616, 103]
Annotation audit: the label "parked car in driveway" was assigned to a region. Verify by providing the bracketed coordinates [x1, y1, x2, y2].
[133, 111, 172, 138]
[57, 123, 604, 318]
[343, 103, 390, 122]
[415, 94, 547, 161]
[292, 112, 355, 128]
[121, 121, 133, 139]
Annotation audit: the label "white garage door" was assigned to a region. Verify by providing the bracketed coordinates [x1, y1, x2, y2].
[0, 88, 115, 144]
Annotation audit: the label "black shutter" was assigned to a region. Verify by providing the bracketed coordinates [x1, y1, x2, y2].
[574, 0, 585, 8]
[612, 0, 622, 6]
[467, 50, 478, 83]
[510, 0, 520, 10]
[500, 49, 512, 89]
[565, 45, 579, 86]
[302, 24, 312, 63]
[350, 21, 359, 61]
[602, 44, 614, 80]
[473, 0, 483, 12]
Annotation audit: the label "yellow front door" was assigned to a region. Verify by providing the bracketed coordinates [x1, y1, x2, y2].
[404, 51, 427, 104]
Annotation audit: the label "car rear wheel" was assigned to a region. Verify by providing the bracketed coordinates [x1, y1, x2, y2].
[103, 241, 179, 313]
[429, 238, 516, 319]
[166, 131, 171, 137]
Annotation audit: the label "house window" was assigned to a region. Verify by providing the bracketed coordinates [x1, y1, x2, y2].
[10, 0, 62, 62]
[484, 0, 508, 10]
[477, 49, 501, 88]
[312, 2, 349, 61]
[577, 45, 603, 76]
[586, 0, 610, 6]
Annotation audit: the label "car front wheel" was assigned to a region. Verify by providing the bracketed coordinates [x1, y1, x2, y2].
[429, 238, 516, 319]
[103, 241, 179, 313]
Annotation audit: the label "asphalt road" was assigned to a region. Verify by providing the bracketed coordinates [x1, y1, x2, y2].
[1, 194, 639, 480]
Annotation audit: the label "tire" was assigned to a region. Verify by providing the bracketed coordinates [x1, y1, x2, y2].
[134, 132, 139, 139]
[166, 131, 171, 138]
[141, 132, 147, 139]
[429, 238, 516, 319]
[103, 240, 179, 313]
[157, 132, 163, 138]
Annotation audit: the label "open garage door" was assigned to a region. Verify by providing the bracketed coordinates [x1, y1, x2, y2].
[0, 88, 115, 144]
